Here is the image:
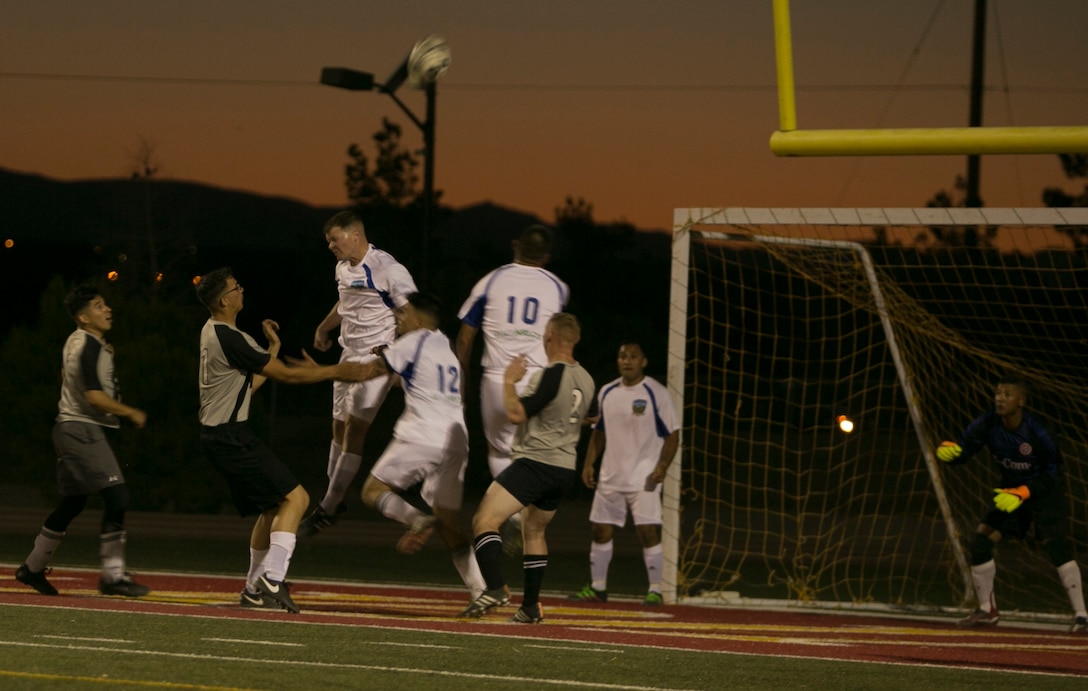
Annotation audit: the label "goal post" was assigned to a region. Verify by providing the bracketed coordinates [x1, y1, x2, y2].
[667, 207, 1088, 617]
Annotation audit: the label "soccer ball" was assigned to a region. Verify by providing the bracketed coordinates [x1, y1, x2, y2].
[407, 35, 451, 89]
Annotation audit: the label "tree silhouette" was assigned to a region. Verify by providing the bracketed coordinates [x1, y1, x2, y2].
[345, 118, 420, 209]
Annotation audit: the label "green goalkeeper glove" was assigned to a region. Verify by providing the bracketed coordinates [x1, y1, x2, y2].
[993, 486, 1030, 513]
[936, 441, 962, 462]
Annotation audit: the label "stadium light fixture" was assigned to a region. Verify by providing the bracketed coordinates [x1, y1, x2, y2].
[320, 41, 444, 287]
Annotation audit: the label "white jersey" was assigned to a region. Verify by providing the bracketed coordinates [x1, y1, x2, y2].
[457, 263, 568, 377]
[381, 327, 468, 448]
[335, 244, 417, 355]
[594, 375, 679, 492]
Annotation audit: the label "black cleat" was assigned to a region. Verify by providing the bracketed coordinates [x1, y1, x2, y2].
[98, 573, 151, 598]
[256, 574, 299, 613]
[509, 603, 544, 624]
[15, 564, 58, 596]
[239, 588, 278, 609]
[297, 502, 347, 538]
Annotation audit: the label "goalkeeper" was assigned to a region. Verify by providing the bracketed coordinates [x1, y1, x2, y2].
[937, 373, 1086, 633]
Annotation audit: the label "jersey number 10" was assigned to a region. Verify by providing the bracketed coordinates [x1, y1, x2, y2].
[506, 295, 540, 325]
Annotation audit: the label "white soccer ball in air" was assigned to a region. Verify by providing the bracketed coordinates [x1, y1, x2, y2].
[407, 35, 451, 89]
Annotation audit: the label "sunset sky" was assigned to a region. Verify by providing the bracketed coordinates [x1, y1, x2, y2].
[2, 1, 1087, 231]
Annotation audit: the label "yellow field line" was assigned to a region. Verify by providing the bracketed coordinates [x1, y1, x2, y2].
[0, 669, 262, 690]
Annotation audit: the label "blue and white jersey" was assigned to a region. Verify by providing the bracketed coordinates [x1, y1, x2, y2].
[335, 244, 417, 355]
[457, 263, 568, 377]
[593, 375, 679, 492]
[381, 328, 468, 449]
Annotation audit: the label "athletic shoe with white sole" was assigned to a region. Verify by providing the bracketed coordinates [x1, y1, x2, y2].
[643, 591, 664, 606]
[509, 603, 544, 624]
[256, 574, 299, 613]
[1071, 615, 1088, 634]
[458, 586, 511, 618]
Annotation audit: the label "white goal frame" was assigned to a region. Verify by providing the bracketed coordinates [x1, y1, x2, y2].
[665, 206, 1088, 608]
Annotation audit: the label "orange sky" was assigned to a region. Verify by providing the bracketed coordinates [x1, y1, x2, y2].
[2, 1, 1087, 232]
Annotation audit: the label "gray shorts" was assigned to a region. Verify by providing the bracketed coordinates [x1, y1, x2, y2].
[52, 421, 125, 495]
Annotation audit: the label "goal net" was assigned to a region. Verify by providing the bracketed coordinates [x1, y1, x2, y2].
[665, 207, 1088, 617]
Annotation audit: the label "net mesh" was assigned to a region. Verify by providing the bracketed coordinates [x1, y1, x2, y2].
[673, 209, 1088, 614]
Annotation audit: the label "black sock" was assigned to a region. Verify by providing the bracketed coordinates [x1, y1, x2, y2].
[472, 532, 505, 591]
[522, 554, 548, 608]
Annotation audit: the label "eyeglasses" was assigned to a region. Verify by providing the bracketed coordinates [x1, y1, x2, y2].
[218, 283, 243, 299]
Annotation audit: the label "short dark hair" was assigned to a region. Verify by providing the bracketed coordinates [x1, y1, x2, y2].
[517, 225, 553, 263]
[618, 340, 646, 357]
[997, 372, 1030, 397]
[324, 209, 364, 236]
[407, 292, 442, 325]
[64, 284, 100, 320]
[195, 267, 233, 310]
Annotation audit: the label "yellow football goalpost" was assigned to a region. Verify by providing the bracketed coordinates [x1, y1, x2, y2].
[769, 0, 1088, 156]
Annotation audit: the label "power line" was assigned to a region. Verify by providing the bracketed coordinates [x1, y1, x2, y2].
[0, 71, 1085, 95]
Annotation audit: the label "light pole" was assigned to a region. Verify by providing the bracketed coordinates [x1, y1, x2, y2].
[320, 37, 449, 287]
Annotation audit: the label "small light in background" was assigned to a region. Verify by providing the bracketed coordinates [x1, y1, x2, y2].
[836, 414, 854, 434]
[155, 272, 164, 283]
[107, 271, 119, 282]
[192, 275, 202, 286]
[3, 239, 13, 249]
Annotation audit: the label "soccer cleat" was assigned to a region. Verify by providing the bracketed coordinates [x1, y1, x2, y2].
[98, 573, 151, 598]
[297, 502, 347, 538]
[396, 515, 436, 555]
[509, 603, 544, 624]
[239, 588, 278, 609]
[957, 608, 999, 628]
[644, 591, 664, 606]
[256, 574, 299, 613]
[458, 586, 511, 618]
[1071, 615, 1088, 634]
[15, 563, 58, 596]
[567, 584, 608, 602]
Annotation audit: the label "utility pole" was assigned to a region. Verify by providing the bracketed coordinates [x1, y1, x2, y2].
[965, 0, 987, 208]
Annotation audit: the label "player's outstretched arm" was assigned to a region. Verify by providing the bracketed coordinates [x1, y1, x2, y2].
[253, 319, 282, 392]
[85, 390, 147, 429]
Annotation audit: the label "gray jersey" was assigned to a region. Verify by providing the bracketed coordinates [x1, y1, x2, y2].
[56, 329, 120, 428]
[512, 361, 595, 470]
[199, 319, 271, 427]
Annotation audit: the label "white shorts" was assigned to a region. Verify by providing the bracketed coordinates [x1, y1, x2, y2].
[332, 350, 393, 423]
[370, 437, 468, 511]
[589, 487, 663, 527]
[479, 373, 532, 458]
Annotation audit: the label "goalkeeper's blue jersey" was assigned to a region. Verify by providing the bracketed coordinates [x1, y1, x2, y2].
[957, 411, 1062, 488]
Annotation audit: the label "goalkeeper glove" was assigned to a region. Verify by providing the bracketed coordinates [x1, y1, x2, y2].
[993, 486, 1030, 513]
[936, 441, 962, 462]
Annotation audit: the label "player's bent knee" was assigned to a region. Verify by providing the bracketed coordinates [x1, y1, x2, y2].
[970, 533, 995, 565]
[1044, 537, 1074, 566]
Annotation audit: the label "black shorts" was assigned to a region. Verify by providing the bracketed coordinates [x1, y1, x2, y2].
[200, 423, 300, 518]
[495, 458, 577, 512]
[982, 480, 1068, 542]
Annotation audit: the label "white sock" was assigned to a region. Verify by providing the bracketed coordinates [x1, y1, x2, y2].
[643, 543, 664, 593]
[590, 540, 613, 591]
[26, 527, 64, 572]
[99, 530, 126, 583]
[1057, 560, 1087, 617]
[375, 491, 426, 527]
[246, 547, 269, 592]
[326, 440, 342, 478]
[321, 451, 361, 511]
[264, 531, 297, 582]
[970, 560, 997, 613]
[452, 546, 487, 599]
